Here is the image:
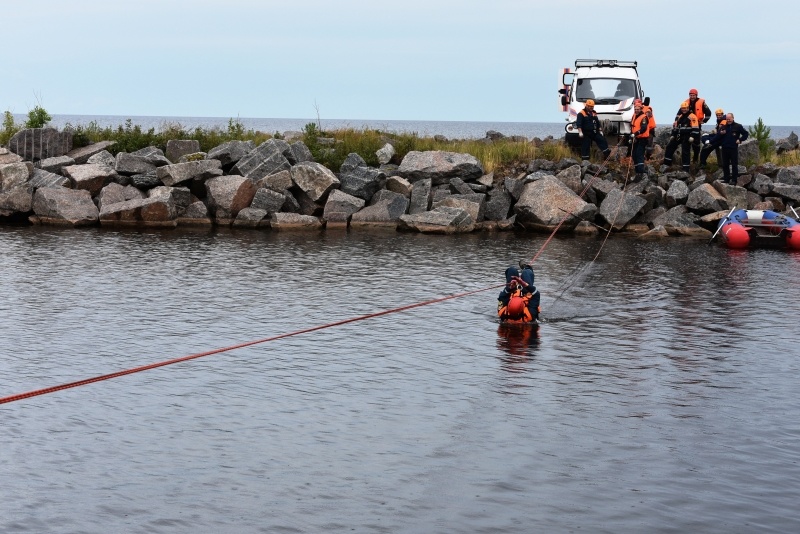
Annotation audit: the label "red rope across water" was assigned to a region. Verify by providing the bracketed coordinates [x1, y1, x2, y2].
[1, 285, 502, 405]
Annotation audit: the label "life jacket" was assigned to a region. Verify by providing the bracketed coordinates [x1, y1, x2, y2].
[714, 118, 727, 134]
[687, 98, 706, 123]
[677, 111, 699, 129]
[643, 105, 656, 130]
[631, 111, 650, 138]
[498, 290, 533, 323]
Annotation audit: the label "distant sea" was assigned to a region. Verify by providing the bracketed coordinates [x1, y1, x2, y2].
[26, 114, 800, 141]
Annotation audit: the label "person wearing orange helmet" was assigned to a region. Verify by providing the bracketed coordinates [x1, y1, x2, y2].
[498, 264, 541, 323]
[575, 99, 612, 162]
[642, 99, 657, 161]
[664, 101, 699, 172]
[629, 100, 650, 181]
[673, 89, 712, 165]
[699, 108, 727, 170]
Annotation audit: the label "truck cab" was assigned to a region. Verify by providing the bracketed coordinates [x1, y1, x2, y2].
[559, 59, 645, 147]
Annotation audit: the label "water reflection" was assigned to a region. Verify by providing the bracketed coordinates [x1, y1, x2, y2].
[496, 322, 540, 370]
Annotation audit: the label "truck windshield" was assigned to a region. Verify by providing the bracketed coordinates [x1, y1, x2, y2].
[575, 78, 637, 104]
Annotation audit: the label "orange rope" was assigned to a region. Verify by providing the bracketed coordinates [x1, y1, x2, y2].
[1, 285, 501, 405]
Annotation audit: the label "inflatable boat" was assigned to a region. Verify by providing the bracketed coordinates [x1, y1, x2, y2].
[715, 209, 800, 250]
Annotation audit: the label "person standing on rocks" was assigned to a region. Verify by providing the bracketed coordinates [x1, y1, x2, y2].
[698, 108, 727, 170]
[642, 99, 657, 161]
[629, 100, 650, 181]
[673, 88, 712, 166]
[711, 112, 749, 184]
[664, 101, 699, 172]
[576, 100, 611, 162]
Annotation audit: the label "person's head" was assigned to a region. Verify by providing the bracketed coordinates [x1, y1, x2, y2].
[680, 101, 689, 113]
[634, 100, 643, 112]
[689, 88, 698, 100]
[727, 112, 734, 122]
[715, 108, 724, 119]
[507, 296, 526, 318]
[585, 99, 595, 109]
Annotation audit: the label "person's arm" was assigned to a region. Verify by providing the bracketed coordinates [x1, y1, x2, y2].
[738, 124, 749, 143]
[702, 102, 712, 123]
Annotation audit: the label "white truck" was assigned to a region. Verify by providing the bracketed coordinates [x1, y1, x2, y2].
[558, 59, 647, 147]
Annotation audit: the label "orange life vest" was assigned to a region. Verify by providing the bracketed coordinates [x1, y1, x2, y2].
[688, 98, 706, 123]
[631, 112, 650, 138]
[498, 290, 533, 323]
[643, 105, 656, 130]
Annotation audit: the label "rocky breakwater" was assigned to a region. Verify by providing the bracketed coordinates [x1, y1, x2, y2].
[2, 127, 800, 236]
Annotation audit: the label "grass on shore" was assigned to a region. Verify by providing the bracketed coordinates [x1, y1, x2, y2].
[4, 113, 797, 174]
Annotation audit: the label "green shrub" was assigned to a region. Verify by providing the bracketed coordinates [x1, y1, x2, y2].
[748, 117, 772, 160]
[1, 110, 19, 145]
[24, 105, 52, 128]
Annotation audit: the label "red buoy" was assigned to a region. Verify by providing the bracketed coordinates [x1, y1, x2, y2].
[786, 228, 800, 250]
[723, 223, 750, 249]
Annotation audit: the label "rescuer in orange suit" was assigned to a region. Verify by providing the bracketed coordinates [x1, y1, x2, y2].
[629, 100, 650, 181]
[664, 102, 699, 172]
[673, 88, 711, 165]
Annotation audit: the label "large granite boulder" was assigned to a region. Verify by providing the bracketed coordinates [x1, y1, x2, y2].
[269, 212, 323, 230]
[287, 141, 314, 165]
[408, 178, 432, 215]
[350, 190, 409, 227]
[385, 175, 412, 197]
[115, 152, 157, 176]
[686, 183, 729, 214]
[398, 206, 475, 234]
[291, 161, 340, 202]
[233, 139, 291, 180]
[339, 165, 385, 201]
[62, 164, 118, 195]
[165, 140, 201, 163]
[36, 155, 75, 175]
[205, 175, 257, 219]
[0, 185, 34, 216]
[86, 150, 116, 167]
[665, 180, 690, 208]
[66, 141, 115, 164]
[556, 164, 583, 194]
[32, 187, 99, 226]
[484, 188, 513, 221]
[250, 187, 287, 213]
[28, 168, 70, 189]
[96, 183, 146, 212]
[598, 188, 647, 230]
[256, 169, 293, 192]
[207, 140, 256, 168]
[156, 159, 223, 187]
[0, 162, 33, 191]
[432, 193, 485, 223]
[397, 150, 484, 185]
[98, 187, 177, 226]
[0, 148, 23, 165]
[7, 128, 72, 161]
[514, 175, 597, 231]
[323, 189, 365, 225]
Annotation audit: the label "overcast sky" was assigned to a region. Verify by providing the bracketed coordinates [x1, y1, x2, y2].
[2, 0, 797, 126]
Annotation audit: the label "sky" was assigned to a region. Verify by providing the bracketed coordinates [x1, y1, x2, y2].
[2, 0, 799, 126]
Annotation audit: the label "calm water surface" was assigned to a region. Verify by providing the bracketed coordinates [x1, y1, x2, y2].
[1, 227, 799, 533]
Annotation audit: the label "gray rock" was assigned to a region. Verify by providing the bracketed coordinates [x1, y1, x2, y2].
[233, 139, 291, 180]
[1, 162, 33, 191]
[484, 188, 512, 221]
[288, 141, 314, 164]
[290, 161, 340, 202]
[250, 187, 286, 213]
[184, 201, 209, 219]
[666, 180, 689, 208]
[513, 175, 597, 231]
[32, 187, 98, 226]
[99, 188, 177, 225]
[207, 140, 257, 168]
[157, 159, 223, 187]
[28, 168, 70, 189]
[129, 170, 162, 190]
[432, 194, 485, 223]
[376, 143, 395, 165]
[36, 155, 75, 175]
[340, 153, 368, 174]
[0, 185, 34, 216]
[116, 152, 157, 176]
[339, 166, 385, 201]
[0, 148, 23, 165]
[67, 141, 115, 164]
[233, 207, 268, 228]
[270, 212, 322, 230]
[409, 178, 432, 215]
[205, 175, 257, 219]
[323, 189, 365, 224]
[351, 190, 409, 227]
[737, 139, 760, 165]
[449, 177, 474, 195]
[775, 167, 799, 185]
[398, 206, 475, 234]
[504, 176, 525, 201]
[750, 173, 774, 195]
[397, 150, 484, 185]
[598, 188, 647, 230]
[7, 128, 73, 161]
[86, 150, 116, 167]
[165, 140, 201, 163]
[772, 183, 800, 203]
[385, 176, 412, 197]
[256, 169, 293, 192]
[96, 183, 146, 212]
[62, 164, 117, 195]
[686, 183, 729, 214]
[556, 164, 583, 194]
